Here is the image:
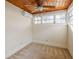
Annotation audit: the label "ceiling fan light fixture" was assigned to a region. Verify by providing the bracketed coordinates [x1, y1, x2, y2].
[35, 6, 43, 11]
[38, 6, 43, 11]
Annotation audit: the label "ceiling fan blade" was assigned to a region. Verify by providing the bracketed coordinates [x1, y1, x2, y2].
[43, 6, 56, 8]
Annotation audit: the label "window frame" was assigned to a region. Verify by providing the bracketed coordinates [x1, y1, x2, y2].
[33, 14, 66, 24]
[33, 16, 42, 24]
[55, 14, 66, 24]
[42, 15, 55, 24]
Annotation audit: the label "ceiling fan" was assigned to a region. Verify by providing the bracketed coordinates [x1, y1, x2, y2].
[35, 0, 56, 11]
[34, 0, 44, 11]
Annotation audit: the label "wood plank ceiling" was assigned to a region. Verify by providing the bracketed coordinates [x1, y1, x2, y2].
[7, 0, 72, 14]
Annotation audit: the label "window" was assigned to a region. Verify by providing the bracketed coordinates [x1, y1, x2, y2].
[42, 15, 54, 24]
[33, 14, 66, 24]
[55, 14, 66, 24]
[68, 9, 73, 26]
[33, 16, 41, 24]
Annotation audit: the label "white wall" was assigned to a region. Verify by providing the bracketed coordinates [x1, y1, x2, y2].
[32, 11, 67, 48]
[67, 3, 73, 56]
[5, 1, 33, 58]
[33, 24, 67, 48]
[67, 25, 73, 56]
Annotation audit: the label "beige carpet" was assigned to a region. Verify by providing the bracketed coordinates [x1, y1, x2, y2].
[7, 43, 72, 59]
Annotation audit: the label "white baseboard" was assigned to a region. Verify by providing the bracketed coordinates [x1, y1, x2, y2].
[33, 40, 67, 48]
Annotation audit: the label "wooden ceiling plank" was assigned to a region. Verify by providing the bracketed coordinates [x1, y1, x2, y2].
[7, 0, 73, 14]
